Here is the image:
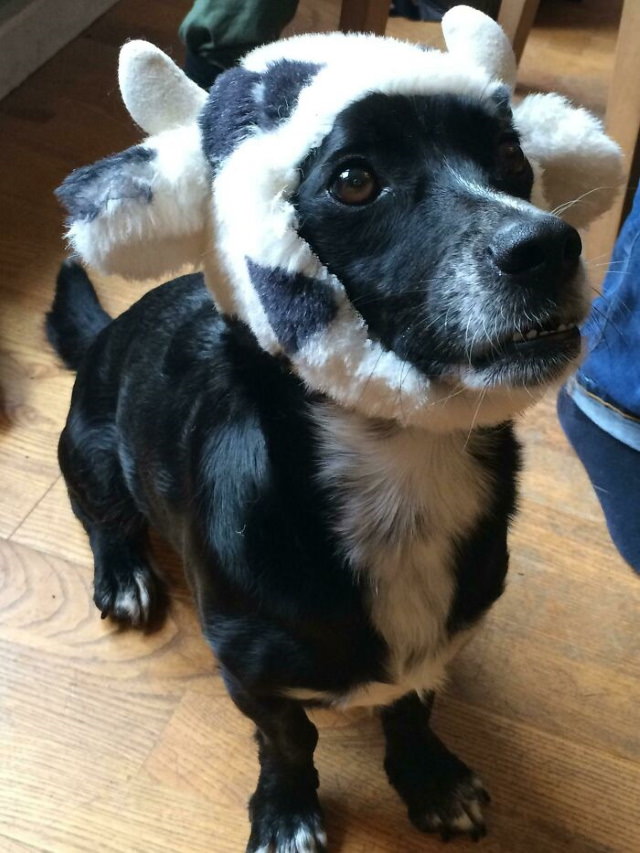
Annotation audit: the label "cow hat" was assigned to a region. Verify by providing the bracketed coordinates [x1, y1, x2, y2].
[57, 5, 622, 431]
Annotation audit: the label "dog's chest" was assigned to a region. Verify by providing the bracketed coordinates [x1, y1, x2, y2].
[313, 406, 492, 705]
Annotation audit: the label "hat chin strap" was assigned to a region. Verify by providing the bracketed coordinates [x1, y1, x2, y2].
[290, 319, 549, 433]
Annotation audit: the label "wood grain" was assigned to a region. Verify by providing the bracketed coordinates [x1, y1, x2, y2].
[583, 0, 640, 275]
[1, 1, 637, 851]
[339, 0, 388, 36]
[498, 0, 541, 62]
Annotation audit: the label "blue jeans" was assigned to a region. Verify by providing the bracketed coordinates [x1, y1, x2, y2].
[559, 182, 640, 572]
[567, 183, 640, 452]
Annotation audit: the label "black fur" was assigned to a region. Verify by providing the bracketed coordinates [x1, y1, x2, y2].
[381, 691, 490, 841]
[448, 423, 520, 634]
[49, 91, 585, 851]
[45, 259, 111, 369]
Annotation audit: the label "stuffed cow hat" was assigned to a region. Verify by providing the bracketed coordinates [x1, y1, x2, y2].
[57, 5, 622, 431]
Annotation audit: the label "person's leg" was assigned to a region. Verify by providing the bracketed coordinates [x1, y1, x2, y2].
[180, 0, 299, 88]
[557, 388, 640, 572]
[558, 181, 640, 574]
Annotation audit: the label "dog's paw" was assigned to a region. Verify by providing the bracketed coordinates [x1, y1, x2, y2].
[408, 769, 490, 842]
[94, 563, 165, 629]
[247, 803, 326, 853]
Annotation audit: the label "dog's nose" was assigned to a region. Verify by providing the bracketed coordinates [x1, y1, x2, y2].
[488, 217, 582, 277]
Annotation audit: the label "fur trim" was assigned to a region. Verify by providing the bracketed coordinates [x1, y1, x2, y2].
[514, 93, 623, 229]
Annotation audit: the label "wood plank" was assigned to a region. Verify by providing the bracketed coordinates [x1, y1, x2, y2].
[339, 0, 388, 36]
[0, 0, 119, 100]
[584, 0, 640, 275]
[498, 0, 541, 63]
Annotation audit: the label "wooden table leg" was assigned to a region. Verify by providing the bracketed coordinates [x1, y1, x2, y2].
[498, 0, 541, 62]
[339, 0, 388, 36]
[585, 0, 640, 276]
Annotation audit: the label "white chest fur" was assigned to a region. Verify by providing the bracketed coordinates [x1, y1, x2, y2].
[303, 405, 492, 708]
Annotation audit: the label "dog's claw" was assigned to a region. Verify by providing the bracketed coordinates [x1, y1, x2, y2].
[93, 564, 165, 629]
[407, 769, 490, 842]
[476, 786, 491, 805]
[470, 824, 488, 842]
[246, 814, 327, 853]
[247, 785, 325, 853]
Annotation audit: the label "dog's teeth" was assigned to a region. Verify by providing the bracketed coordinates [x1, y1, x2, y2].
[509, 322, 576, 346]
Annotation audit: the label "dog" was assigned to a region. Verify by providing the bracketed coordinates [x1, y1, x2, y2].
[48, 75, 591, 850]
[48, 7, 624, 850]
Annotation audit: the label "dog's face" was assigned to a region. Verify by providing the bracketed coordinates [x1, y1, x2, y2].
[295, 92, 587, 393]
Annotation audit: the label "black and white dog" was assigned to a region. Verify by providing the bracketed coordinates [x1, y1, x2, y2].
[48, 12, 621, 853]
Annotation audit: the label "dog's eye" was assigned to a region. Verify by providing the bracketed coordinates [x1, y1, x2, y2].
[329, 165, 379, 205]
[497, 138, 527, 175]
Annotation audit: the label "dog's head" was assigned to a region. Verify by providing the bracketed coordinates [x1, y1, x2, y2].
[293, 89, 586, 396]
[56, 6, 622, 431]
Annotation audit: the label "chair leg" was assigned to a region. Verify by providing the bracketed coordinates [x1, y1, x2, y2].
[339, 0, 388, 36]
[498, 0, 541, 62]
[585, 0, 640, 277]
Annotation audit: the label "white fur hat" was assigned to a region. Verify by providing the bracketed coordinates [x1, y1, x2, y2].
[57, 6, 622, 430]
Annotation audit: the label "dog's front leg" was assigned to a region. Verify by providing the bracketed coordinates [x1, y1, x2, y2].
[224, 673, 326, 853]
[381, 691, 490, 841]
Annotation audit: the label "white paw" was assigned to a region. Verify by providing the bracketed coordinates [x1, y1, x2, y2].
[411, 773, 490, 841]
[94, 564, 164, 628]
[248, 814, 327, 853]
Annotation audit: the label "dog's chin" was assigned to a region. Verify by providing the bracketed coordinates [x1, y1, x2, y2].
[456, 326, 582, 391]
[416, 330, 584, 433]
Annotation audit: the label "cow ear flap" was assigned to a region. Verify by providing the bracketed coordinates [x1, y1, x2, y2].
[56, 40, 212, 281]
[56, 124, 211, 281]
[514, 93, 623, 229]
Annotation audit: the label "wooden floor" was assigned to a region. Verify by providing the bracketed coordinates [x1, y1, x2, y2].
[1, 1, 638, 850]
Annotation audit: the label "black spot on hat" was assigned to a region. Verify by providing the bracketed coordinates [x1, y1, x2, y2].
[257, 60, 322, 130]
[200, 66, 262, 168]
[246, 258, 337, 354]
[200, 61, 322, 169]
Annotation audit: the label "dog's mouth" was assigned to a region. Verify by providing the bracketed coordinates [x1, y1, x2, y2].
[460, 318, 582, 386]
[470, 320, 580, 365]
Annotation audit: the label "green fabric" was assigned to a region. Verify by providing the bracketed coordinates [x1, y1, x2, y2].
[180, 0, 299, 67]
